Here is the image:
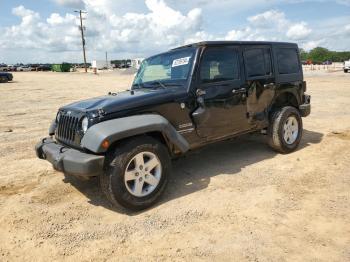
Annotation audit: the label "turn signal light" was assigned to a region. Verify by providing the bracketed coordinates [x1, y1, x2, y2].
[101, 140, 110, 149]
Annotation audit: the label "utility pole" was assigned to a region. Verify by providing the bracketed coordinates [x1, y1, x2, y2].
[75, 10, 87, 73]
[105, 51, 108, 69]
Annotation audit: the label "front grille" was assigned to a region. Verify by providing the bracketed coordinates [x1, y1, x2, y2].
[56, 114, 80, 143]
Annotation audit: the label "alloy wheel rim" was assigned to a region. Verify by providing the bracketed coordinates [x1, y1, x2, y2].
[124, 151, 162, 197]
[283, 116, 299, 145]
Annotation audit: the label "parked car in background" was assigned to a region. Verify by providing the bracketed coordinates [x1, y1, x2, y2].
[17, 66, 31, 72]
[0, 72, 13, 83]
[37, 64, 51, 71]
[0, 64, 8, 71]
[344, 60, 350, 73]
[6, 65, 17, 71]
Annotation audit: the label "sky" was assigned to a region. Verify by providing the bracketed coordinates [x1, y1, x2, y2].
[0, 0, 349, 64]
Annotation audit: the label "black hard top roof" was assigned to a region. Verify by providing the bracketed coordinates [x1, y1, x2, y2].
[172, 41, 297, 50]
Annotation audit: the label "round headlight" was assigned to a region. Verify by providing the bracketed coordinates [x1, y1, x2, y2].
[82, 117, 89, 133]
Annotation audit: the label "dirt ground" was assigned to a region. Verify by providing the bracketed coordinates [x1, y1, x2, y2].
[0, 70, 349, 261]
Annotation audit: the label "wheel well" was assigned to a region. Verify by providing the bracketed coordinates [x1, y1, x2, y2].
[270, 92, 299, 115]
[106, 131, 174, 155]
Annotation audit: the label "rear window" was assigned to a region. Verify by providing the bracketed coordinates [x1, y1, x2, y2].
[244, 48, 272, 78]
[277, 48, 300, 74]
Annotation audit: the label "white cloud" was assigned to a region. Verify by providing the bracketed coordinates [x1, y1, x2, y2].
[0, 0, 203, 61]
[223, 10, 312, 44]
[53, 0, 85, 9]
[247, 10, 288, 30]
[286, 22, 312, 40]
[1, 1, 350, 63]
[225, 27, 259, 41]
[301, 40, 324, 50]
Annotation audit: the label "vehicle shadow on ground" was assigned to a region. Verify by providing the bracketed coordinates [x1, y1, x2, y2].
[62, 129, 323, 215]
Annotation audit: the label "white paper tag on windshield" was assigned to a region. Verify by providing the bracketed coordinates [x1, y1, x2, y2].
[172, 57, 191, 67]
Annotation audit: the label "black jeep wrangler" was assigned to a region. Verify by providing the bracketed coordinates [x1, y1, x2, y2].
[36, 41, 311, 210]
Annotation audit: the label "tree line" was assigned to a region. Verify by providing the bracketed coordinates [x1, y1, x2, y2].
[300, 47, 350, 64]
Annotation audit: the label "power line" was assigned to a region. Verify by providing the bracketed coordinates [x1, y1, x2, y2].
[74, 10, 87, 73]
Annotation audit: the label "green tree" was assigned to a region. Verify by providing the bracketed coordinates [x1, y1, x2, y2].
[299, 48, 308, 61]
[302, 47, 350, 63]
[308, 47, 331, 63]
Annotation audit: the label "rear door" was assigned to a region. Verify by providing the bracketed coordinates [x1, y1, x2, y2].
[273, 45, 304, 105]
[243, 45, 276, 128]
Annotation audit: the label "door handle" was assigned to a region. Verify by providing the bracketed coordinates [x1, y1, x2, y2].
[264, 83, 275, 88]
[232, 88, 246, 94]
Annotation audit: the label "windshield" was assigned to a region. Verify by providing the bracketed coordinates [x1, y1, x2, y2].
[132, 47, 196, 89]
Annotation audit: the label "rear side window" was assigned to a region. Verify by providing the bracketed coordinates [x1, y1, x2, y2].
[200, 48, 239, 84]
[277, 48, 300, 74]
[244, 48, 272, 78]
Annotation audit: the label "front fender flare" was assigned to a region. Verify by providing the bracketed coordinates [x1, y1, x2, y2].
[81, 114, 190, 154]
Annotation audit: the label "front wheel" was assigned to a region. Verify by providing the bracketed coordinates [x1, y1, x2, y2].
[0, 76, 8, 83]
[100, 136, 171, 211]
[268, 106, 303, 153]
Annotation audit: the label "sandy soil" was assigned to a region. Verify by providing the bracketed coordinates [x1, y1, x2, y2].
[0, 70, 349, 261]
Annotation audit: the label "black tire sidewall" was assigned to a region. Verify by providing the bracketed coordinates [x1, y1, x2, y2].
[277, 107, 303, 153]
[103, 136, 170, 210]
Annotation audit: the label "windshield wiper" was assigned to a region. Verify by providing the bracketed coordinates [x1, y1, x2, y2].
[135, 81, 184, 89]
[148, 80, 166, 89]
[132, 82, 143, 89]
[160, 82, 184, 87]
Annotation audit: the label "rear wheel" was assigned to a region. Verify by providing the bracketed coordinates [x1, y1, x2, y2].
[100, 136, 171, 211]
[268, 106, 303, 153]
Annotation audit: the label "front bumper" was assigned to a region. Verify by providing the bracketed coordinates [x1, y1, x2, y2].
[299, 94, 311, 117]
[35, 137, 104, 177]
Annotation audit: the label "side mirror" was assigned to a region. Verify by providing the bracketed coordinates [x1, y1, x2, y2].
[196, 89, 206, 107]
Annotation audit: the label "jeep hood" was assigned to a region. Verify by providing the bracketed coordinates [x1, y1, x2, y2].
[60, 88, 183, 114]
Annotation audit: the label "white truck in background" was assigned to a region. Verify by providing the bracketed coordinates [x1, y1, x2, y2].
[344, 60, 350, 73]
[91, 60, 111, 70]
[131, 58, 144, 70]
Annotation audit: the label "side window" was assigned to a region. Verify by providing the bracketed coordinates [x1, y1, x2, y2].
[277, 48, 300, 74]
[244, 48, 272, 78]
[200, 48, 239, 84]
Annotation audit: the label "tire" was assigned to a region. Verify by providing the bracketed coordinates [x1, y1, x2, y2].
[100, 136, 171, 211]
[0, 76, 8, 83]
[345, 69, 348, 73]
[268, 106, 303, 154]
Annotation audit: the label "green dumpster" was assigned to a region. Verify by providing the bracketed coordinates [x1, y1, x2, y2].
[51, 63, 71, 72]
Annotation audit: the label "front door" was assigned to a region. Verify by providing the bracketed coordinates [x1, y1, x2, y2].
[192, 46, 250, 139]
